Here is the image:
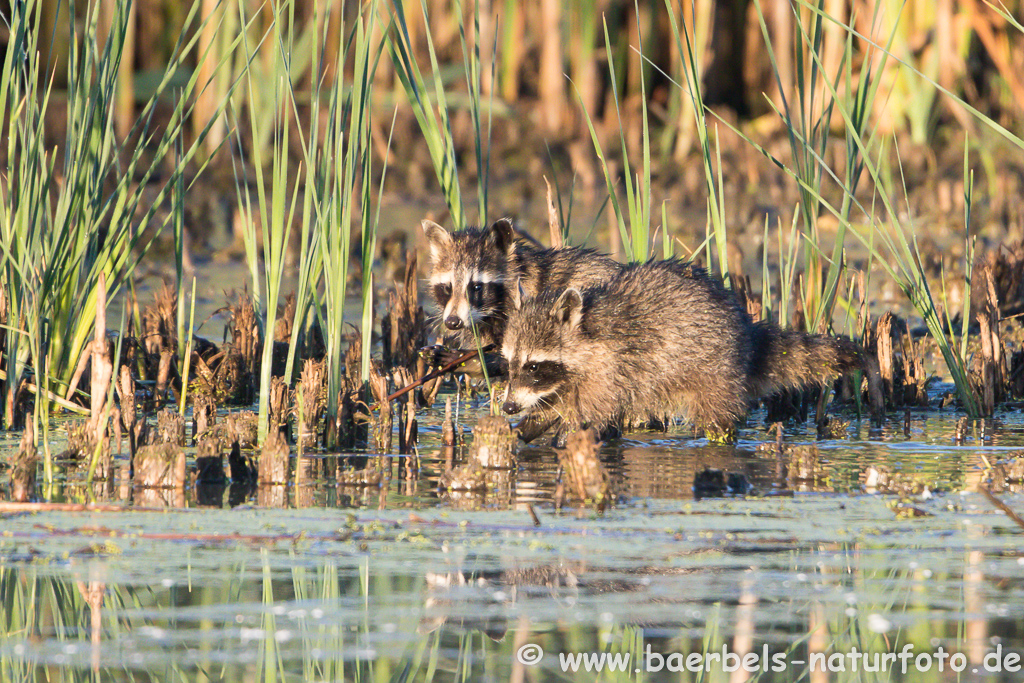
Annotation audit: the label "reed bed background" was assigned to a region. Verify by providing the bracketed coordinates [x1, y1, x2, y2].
[2, 0, 1024, 477]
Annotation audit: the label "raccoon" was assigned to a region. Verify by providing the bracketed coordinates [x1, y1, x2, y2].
[500, 259, 862, 442]
[422, 217, 621, 360]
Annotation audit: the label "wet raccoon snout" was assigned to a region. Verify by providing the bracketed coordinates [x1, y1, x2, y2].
[444, 314, 464, 330]
[502, 400, 521, 415]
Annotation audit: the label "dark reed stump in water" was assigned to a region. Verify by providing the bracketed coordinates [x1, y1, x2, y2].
[557, 427, 610, 506]
[195, 434, 226, 485]
[258, 428, 290, 485]
[192, 394, 216, 442]
[294, 359, 325, 451]
[468, 416, 516, 469]
[135, 443, 187, 488]
[1010, 348, 1024, 400]
[156, 409, 186, 446]
[228, 438, 257, 483]
[11, 423, 37, 502]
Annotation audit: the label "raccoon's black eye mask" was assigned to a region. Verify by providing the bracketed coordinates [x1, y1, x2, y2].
[521, 360, 564, 389]
[432, 282, 453, 304]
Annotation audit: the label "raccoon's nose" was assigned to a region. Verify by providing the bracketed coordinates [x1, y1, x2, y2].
[502, 400, 521, 415]
[444, 315, 464, 330]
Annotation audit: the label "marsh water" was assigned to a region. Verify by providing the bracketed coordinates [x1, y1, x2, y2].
[3, 389, 1024, 682]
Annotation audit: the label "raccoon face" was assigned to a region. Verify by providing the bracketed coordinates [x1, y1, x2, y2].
[422, 218, 516, 333]
[500, 288, 583, 415]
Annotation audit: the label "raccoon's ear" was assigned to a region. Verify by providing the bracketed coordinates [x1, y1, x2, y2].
[421, 220, 452, 261]
[551, 288, 583, 329]
[486, 217, 516, 254]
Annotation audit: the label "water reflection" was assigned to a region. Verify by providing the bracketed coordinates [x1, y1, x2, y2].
[2, 406, 1024, 680]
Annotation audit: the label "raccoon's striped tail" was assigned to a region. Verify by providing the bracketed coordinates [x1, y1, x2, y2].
[747, 323, 863, 399]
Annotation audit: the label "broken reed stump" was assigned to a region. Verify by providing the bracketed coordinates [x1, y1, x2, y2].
[294, 359, 326, 451]
[228, 292, 260, 405]
[134, 443, 187, 488]
[368, 363, 393, 454]
[115, 364, 138, 456]
[557, 428, 610, 506]
[192, 394, 216, 442]
[972, 240, 1024, 320]
[226, 411, 259, 449]
[393, 367, 418, 455]
[258, 428, 290, 485]
[467, 416, 516, 469]
[155, 349, 175, 409]
[976, 265, 1006, 416]
[11, 422, 37, 502]
[156, 409, 186, 446]
[268, 376, 291, 442]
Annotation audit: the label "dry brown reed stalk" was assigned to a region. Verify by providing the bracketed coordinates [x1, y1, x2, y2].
[294, 359, 326, 451]
[544, 177, 563, 248]
[192, 393, 216, 441]
[467, 415, 516, 469]
[381, 252, 430, 399]
[228, 292, 260, 404]
[258, 427, 290, 485]
[538, 0, 566, 133]
[155, 408, 186, 446]
[274, 293, 296, 344]
[976, 266, 1006, 415]
[557, 427, 610, 507]
[900, 325, 929, 407]
[134, 443, 187, 488]
[392, 366, 418, 455]
[268, 376, 291, 442]
[368, 362, 393, 453]
[11, 422, 37, 503]
[876, 311, 896, 405]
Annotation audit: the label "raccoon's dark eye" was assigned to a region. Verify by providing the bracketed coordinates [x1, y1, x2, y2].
[526, 362, 539, 374]
[470, 281, 483, 294]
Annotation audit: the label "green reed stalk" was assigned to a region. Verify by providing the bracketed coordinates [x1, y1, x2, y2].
[456, 0, 495, 222]
[388, 0, 465, 228]
[235, 0, 301, 445]
[574, 13, 652, 263]
[0, 0, 246, 482]
[313, 0, 383, 445]
[663, 0, 728, 279]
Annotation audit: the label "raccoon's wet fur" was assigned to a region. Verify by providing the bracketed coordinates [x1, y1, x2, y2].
[422, 217, 621, 350]
[500, 259, 862, 442]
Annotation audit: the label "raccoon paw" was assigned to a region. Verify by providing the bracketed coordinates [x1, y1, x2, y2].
[419, 345, 467, 369]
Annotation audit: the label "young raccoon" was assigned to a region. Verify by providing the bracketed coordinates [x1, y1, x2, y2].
[500, 259, 862, 442]
[422, 217, 621, 351]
